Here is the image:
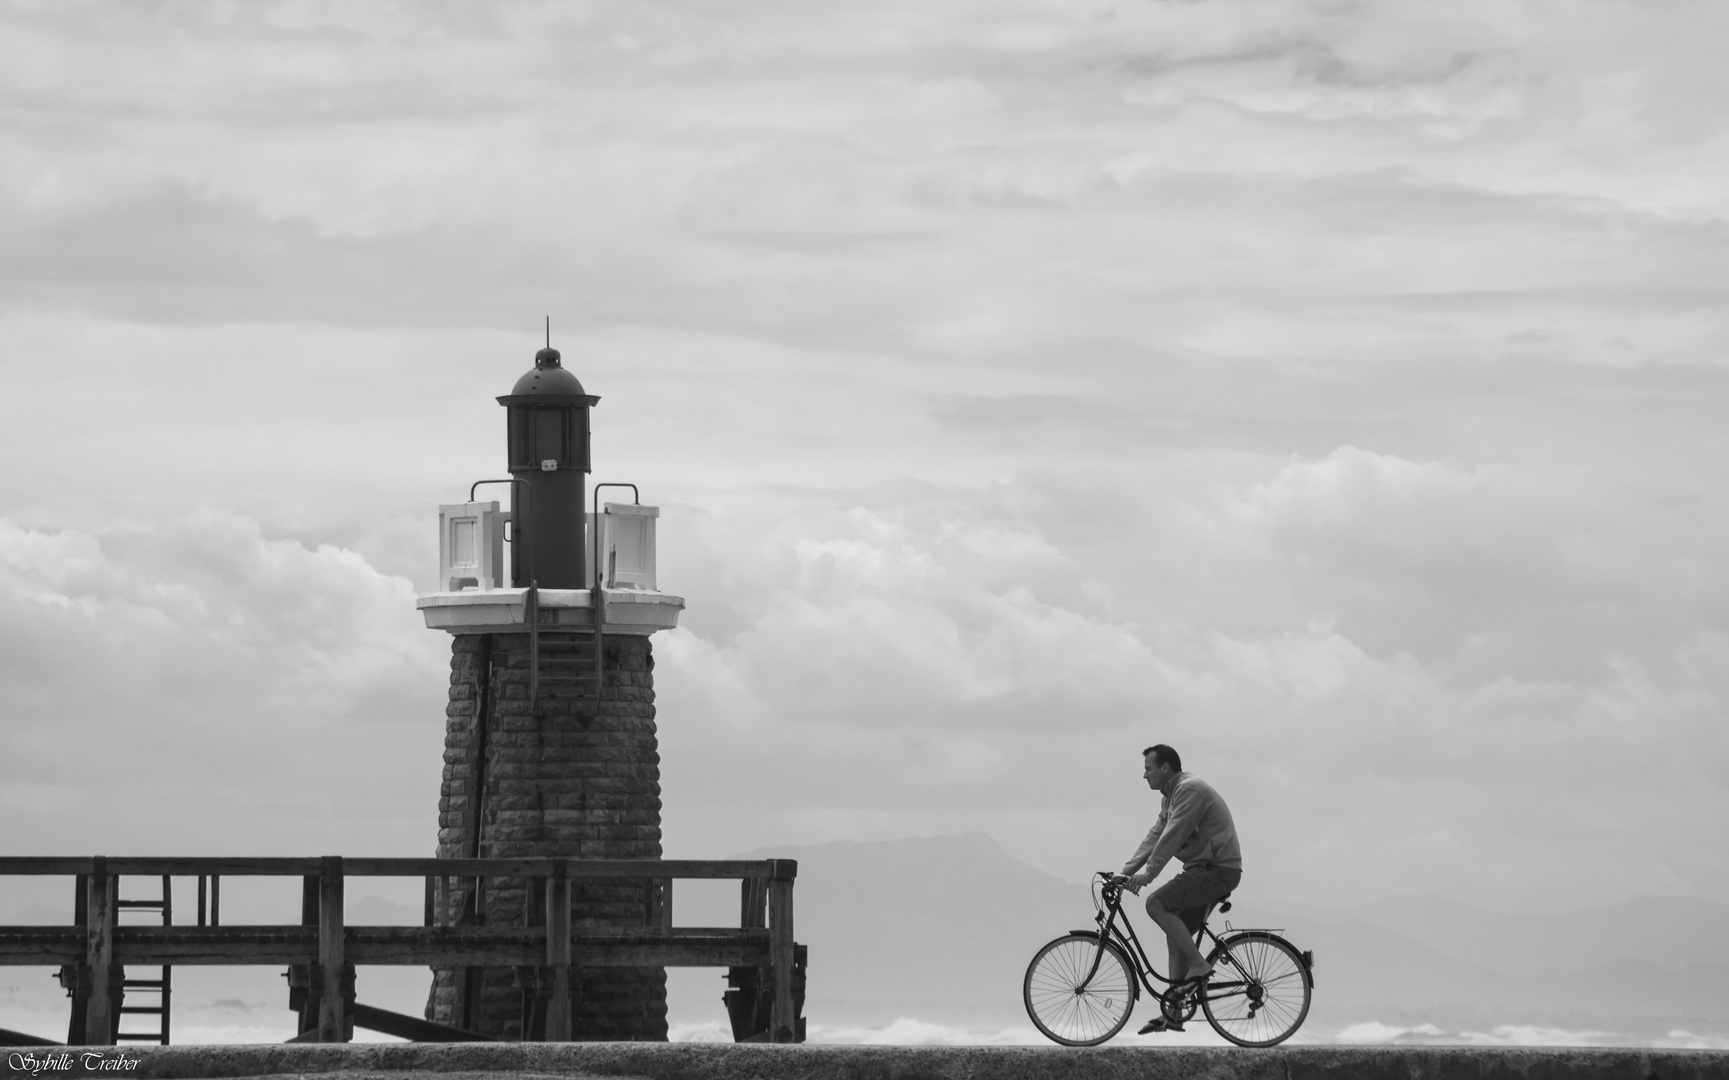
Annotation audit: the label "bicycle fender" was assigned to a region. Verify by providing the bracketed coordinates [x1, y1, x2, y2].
[1270, 935, 1315, 989]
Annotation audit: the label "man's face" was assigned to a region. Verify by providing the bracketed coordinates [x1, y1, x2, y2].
[1142, 754, 1171, 791]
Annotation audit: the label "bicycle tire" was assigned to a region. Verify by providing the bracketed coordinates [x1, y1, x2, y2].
[1024, 932, 1138, 1046]
[1200, 931, 1311, 1047]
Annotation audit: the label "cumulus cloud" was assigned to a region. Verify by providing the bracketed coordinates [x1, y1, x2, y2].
[0, 512, 447, 859]
[649, 446, 1729, 907]
[1333, 1020, 1729, 1048]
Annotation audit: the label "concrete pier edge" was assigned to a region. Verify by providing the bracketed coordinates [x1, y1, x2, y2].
[9, 1043, 1727, 1080]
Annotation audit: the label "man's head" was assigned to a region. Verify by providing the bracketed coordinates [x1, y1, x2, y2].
[1142, 744, 1182, 791]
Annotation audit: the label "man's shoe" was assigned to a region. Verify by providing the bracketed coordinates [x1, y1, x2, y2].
[1137, 1017, 1184, 1034]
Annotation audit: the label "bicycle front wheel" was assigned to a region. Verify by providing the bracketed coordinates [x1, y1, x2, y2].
[1024, 933, 1138, 1046]
[1201, 931, 1311, 1047]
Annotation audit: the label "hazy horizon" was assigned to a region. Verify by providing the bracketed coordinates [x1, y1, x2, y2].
[3, 833, 1726, 1048]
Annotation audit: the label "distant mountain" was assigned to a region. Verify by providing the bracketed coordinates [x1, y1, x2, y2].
[347, 895, 424, 926]
[3, 904, 69, 925]
[730, 833, 1093, 1026]
[1214, 900, 1729, 1038]
[7, 842, 1726, 1041]
[722, 835, 1729, 1039]
[1288, 894, 1729, 976]
[1, 895, 429, 928]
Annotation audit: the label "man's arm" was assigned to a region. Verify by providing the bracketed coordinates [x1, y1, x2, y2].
[1122, 784, 1204, 888]
[1119, 801, 1171, 886]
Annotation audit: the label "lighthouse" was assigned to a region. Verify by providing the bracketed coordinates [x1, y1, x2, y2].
[416, 338, 684, 1040]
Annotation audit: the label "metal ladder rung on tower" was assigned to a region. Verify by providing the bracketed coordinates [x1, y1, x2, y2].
[526, 585, 605, 710]
[534, 632, 601, 694]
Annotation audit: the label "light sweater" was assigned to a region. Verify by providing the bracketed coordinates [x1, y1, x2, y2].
[1121, 771, 1243, 880]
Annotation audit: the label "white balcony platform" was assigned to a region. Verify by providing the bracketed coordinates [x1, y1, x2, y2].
[417, 587, 684, 636]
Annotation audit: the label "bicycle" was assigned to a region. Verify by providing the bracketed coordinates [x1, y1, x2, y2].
[1023, 871, 1314, 1047]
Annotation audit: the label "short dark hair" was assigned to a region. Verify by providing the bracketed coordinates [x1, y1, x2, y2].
[1142, 744, 1181, 772]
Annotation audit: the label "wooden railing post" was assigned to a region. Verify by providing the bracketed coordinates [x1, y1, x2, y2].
[64, 873, 89, 1045]
[740, 878, 767, 929]
[544, 862, 572, 1041]
[767, 860, 796, 1043]
[83, 858, 116, 1046]
[318, 856, 346, 1042]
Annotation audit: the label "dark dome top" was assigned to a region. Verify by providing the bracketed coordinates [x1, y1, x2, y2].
[498, 345, 600, 406]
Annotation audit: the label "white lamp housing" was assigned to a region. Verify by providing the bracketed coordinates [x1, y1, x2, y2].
[593, 503, 659, 590]
[439, 501, 510, 592]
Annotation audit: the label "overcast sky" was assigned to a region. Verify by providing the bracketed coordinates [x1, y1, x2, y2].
[2, 0, 1727, 916]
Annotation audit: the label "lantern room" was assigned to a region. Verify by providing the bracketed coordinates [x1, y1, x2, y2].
[502, 347, 595, 472]
[497, 345, 599, 590]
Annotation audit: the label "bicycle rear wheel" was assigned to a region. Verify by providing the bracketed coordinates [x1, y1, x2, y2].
[1024, 933, 1138, 1046]
[1201, 931, 1311, 1047]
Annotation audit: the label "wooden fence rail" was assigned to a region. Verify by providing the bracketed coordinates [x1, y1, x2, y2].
[0, 856, 802, 1047]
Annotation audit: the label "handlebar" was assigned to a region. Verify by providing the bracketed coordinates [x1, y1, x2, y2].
[1092, 871, 1131, 921]
[1097, 869, 1234, 915]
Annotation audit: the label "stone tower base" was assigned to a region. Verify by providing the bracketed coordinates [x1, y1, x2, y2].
[425, 631, 666, 1040]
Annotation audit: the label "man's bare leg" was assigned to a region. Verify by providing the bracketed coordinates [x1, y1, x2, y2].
[1136, 902, 1212, 1034]
[1149, 903, 1211, 981]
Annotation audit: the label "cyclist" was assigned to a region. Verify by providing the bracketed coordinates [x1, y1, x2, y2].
[1112, 744, 1242, 1034]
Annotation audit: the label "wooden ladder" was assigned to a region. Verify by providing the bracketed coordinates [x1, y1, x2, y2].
[114, 876, 171, 1045]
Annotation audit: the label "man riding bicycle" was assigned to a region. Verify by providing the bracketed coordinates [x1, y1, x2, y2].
[1113, 744, 1242, 1034]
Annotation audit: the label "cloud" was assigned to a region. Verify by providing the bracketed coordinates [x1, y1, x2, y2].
[0, 511, 448, 857]
[6, 0, 1728, 354]
[1, 0, 1727, 923]
[1333, 1019, 1729, 1048]
[651, 447, 1729, 907]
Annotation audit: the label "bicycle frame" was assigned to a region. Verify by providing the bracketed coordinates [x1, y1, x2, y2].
[1084, 879, 1244, 1004]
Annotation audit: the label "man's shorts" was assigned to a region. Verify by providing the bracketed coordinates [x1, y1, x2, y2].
[1148, 864, 1242, 933]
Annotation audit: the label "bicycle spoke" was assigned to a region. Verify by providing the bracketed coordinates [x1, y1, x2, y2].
[1025, 934, 1137, 1046]
[1201, 933, 1310, 1047]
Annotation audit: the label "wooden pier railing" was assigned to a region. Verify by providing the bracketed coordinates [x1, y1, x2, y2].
[0, 856, 803, 1047]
